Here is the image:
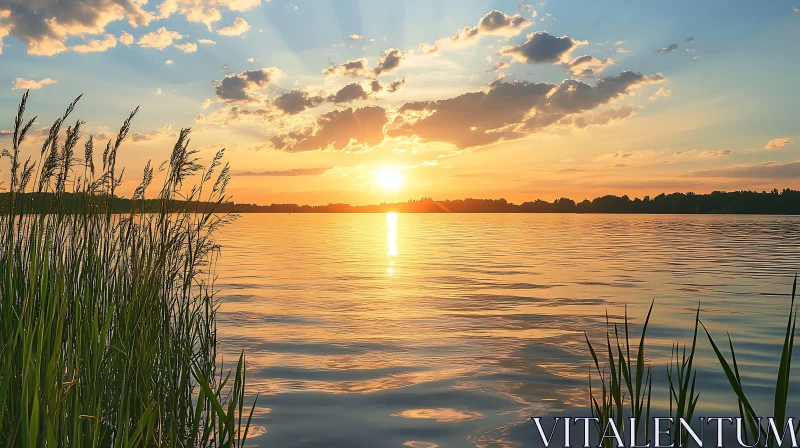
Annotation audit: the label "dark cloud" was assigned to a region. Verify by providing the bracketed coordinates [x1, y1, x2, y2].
[272, 79, 402, 115]
[390, 71, 663, 149]
[271, 106, 387, 152]
[215, 68, 279, 102]
[329, 83, 369, 103]
[323, 58, 368, 77]
[390, 80, 553, 148]
[237, 167, 331, 176]
[273, 90, 325, 115]
[387, 78, 405, 93]
[419, 10, 531, 54]
[655, 44, 678, 53]
[0, 0, 152, 55]
[372, 48, 404, 76]
[501, 32, 584, 64]
[685, 36, 695, 43]
[545, 71, 665, 114]
[478, 9, 529, 33]
[0, 129, 12, 138]
[688, 161, 800, 178]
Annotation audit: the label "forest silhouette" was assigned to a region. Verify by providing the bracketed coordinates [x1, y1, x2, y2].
[6, 188, 800, 214]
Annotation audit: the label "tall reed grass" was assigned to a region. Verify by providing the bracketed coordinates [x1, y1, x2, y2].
[0, 92, 255, 446]
[586, 279, 797, 448]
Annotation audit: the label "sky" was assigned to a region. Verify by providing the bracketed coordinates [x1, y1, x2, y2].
[1, 0, 799, 205]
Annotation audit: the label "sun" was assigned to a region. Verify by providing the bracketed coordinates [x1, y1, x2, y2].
[376, 167, 404, 190]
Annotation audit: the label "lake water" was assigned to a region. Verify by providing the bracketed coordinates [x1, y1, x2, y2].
[213, 214, 800, 447]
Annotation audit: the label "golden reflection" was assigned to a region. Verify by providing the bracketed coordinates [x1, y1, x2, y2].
[404, 442, 439, 448]
[387, 212, 398, 275]
[392, 408, 484, 423]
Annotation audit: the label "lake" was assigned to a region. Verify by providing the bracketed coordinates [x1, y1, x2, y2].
[213, 214, 800, 447]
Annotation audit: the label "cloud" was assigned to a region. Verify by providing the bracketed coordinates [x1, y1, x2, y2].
[157, 0, 264, 30]
[202, 98, 212, 109]
[765, 138, 792, 149]
[685, 36, 695, 43]
[237, 167, 332, 176]
[138, 27, 182, 50]
[198, 38, 216, 45]
[195, 104, 277, 126]
[560, 106, 634, 129]
[348, 34, 363, 40]
[174, 42, 197, 53]
[389, 81, 549, 149]
[13, 77, 57, 90]
[271, 106, 388, 152]
[273, 89, 326, 114]
[215, 68, 279, 102]
[544, 71, 665, 114]
[165, 59, 174, 65]
[649, 87, 672, 100]
[387, 78, 405, 93]
[273, 79, 402, 115]
[418, 43, 438, 55]
[697, 149, 732, 158]
[501, 32, 586, 64]
[71, 33, 117, 53]
[389, 71, 664, 149]
[0, 0, 153, 56]
[0, 129, 13, 137]
[655, 44, 678, 54]
[419, 10, 531, 54]
[0, 12, 9, 55]
[324, 58, 369, 77]
[119, 30, 133, 45]
[517, 1, 537, 17]
[488, 61, 511, 72]
[329, 83, 370, 103]
[596, 148, 663, 161]
[566, 55, 615, 77]
[218, 17, 250, 36]
[372, 48, 404, 76]
[178, 6, 221, 31]
[688, 161, 800, 178]
[155, 88, 162, 95]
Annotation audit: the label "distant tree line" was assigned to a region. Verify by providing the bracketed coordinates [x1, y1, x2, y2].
[222, 189, 800, 214]
[5, 189, 800, 214]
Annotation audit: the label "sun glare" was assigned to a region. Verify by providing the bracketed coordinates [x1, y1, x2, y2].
[376, 167, 404, 190]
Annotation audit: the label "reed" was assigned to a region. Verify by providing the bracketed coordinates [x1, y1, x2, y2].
[587, 283, 796, 448]
[585, 303, 653, 448]
[702, 275, 797, 448]
[0, 91, 255, 447]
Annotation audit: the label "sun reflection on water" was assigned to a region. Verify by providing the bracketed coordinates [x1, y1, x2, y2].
[387, 212, 398, 275]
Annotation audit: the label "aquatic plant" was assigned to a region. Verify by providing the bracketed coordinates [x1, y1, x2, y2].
[585, 303, 654, 448]
[702, 276, 797, 448]
[587, 282, 796, 448]
[0, 91, 255, 446]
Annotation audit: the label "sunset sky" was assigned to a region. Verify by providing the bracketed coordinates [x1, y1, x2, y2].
[1, 0, 799, 205]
